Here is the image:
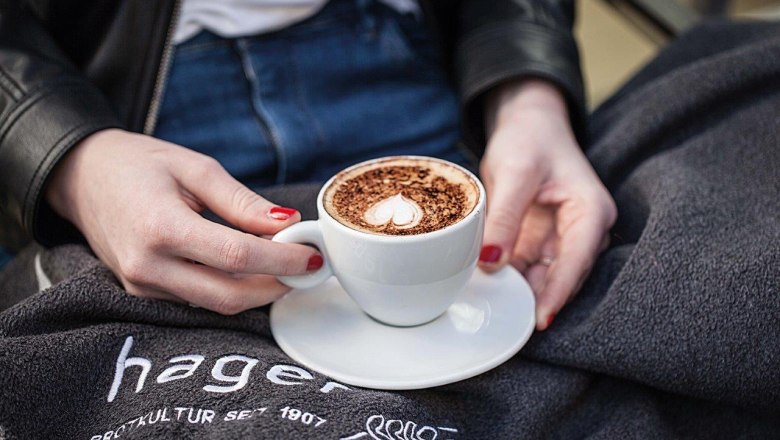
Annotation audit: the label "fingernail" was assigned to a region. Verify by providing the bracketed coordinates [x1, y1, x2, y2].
[307, 254, 324, 271]
[546, 314, 556, 329]
[268, 206, 298, 221]
[479, 245, 502, 264]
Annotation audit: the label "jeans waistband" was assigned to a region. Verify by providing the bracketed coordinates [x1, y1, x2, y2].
[177, 0, 387, 50]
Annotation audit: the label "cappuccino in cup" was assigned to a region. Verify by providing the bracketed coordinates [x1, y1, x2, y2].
[273, 156, 486, 327]
[323, 157, 480, 236]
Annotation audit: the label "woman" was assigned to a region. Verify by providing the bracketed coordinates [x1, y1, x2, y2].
[0, 0, 614, 330]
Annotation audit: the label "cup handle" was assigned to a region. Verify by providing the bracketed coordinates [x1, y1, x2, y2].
[272, 220, 333, 289]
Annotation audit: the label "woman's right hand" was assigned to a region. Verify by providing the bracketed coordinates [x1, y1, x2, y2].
[45, 128, 322, 314]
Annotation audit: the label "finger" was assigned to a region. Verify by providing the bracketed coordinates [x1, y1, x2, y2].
[116, 255, 188, 303]
[523, 264, 549, 297]
[159, 208, 322, 276]
[536, 215, 607, 330]
[173, 156, 300, 235]
[510, 211, 557, 273]
[509, 255, 532, 274]
[129, 258, 291, 315]
[510, 238, 546, 274]
[509, 230, 543, 274]
[171, 264, 291, 314]
[479, 167, 544, 272]
[124, 282, 186, 304]
[599, 234, 611, 252]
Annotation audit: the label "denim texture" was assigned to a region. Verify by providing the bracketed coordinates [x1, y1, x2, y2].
[154, 0, 472, 189]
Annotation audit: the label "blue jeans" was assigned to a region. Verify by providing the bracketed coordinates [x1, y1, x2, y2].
[154, 0, 472, 189]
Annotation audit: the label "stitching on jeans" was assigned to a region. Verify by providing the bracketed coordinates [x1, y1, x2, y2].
[378, 11, 438, 76]
[233, 38, 287, 184]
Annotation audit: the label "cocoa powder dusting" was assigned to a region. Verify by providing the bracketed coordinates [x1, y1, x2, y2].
[331, 165, 469, 235]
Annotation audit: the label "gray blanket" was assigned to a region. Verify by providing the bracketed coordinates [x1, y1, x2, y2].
[1, 21, 778, 439]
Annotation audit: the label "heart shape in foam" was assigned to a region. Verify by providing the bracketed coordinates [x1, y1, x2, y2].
[363, 193, 422, 229]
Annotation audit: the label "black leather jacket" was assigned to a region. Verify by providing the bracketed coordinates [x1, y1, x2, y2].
[0, 0, 584, 248]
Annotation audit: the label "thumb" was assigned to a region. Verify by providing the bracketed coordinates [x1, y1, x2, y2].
[174, 157, 300, 235]
[479, 168, 542, 272]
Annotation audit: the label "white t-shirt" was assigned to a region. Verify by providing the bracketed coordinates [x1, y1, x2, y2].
[174, 0, 420, 44]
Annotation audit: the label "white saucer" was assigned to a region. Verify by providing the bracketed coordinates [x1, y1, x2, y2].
[270, 266, 535, 390]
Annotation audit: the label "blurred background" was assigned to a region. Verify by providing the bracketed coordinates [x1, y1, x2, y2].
[578, 0, 780, 107]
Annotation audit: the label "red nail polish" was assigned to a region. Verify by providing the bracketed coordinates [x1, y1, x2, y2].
[307, 255, 324, 271]
[479, 245, 502, 263]
[268, 206, 298, 220]
[546, 314, 556, 328]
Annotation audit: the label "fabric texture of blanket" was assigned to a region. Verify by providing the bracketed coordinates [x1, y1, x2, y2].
[1, 21, 778, 439]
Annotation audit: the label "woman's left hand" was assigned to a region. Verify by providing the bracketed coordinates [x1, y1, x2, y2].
[478, 79, 617, 331]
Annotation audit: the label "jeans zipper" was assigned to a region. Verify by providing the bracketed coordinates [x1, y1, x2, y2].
[143, 0, 182, 135]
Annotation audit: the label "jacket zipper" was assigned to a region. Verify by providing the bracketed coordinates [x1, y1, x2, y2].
[143, 0, 182, 135]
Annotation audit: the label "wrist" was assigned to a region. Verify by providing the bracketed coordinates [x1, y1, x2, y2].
[45, 128, 125, 225]
[485, 78, 570, 135]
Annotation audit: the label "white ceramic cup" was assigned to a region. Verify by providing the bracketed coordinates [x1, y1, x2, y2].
[272, 156, 486, 327]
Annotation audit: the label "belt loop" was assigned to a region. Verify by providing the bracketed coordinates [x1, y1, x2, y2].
[356, 0, 378, 39]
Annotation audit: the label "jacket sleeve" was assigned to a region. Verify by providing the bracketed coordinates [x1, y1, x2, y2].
[0, 1, 123, 247]
[454, 0, 586, 153]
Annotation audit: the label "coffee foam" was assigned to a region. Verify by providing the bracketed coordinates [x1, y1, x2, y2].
[363, 193, 423, 229]
[323, 157, 479, 236]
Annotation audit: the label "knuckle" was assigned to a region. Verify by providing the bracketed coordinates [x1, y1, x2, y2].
[141, 215, 179, 250]
[603, 196, 618, 227]
[120, 253, 152, 285]
[194, 156, 224, 181]
[592, 196, 617, 229]
[231, 185, 265, 219]
[488, 206, 523, 234]
[218, 238, 252, 272]
[124, 285, 144, 298]
[583, 189, 617, 228]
